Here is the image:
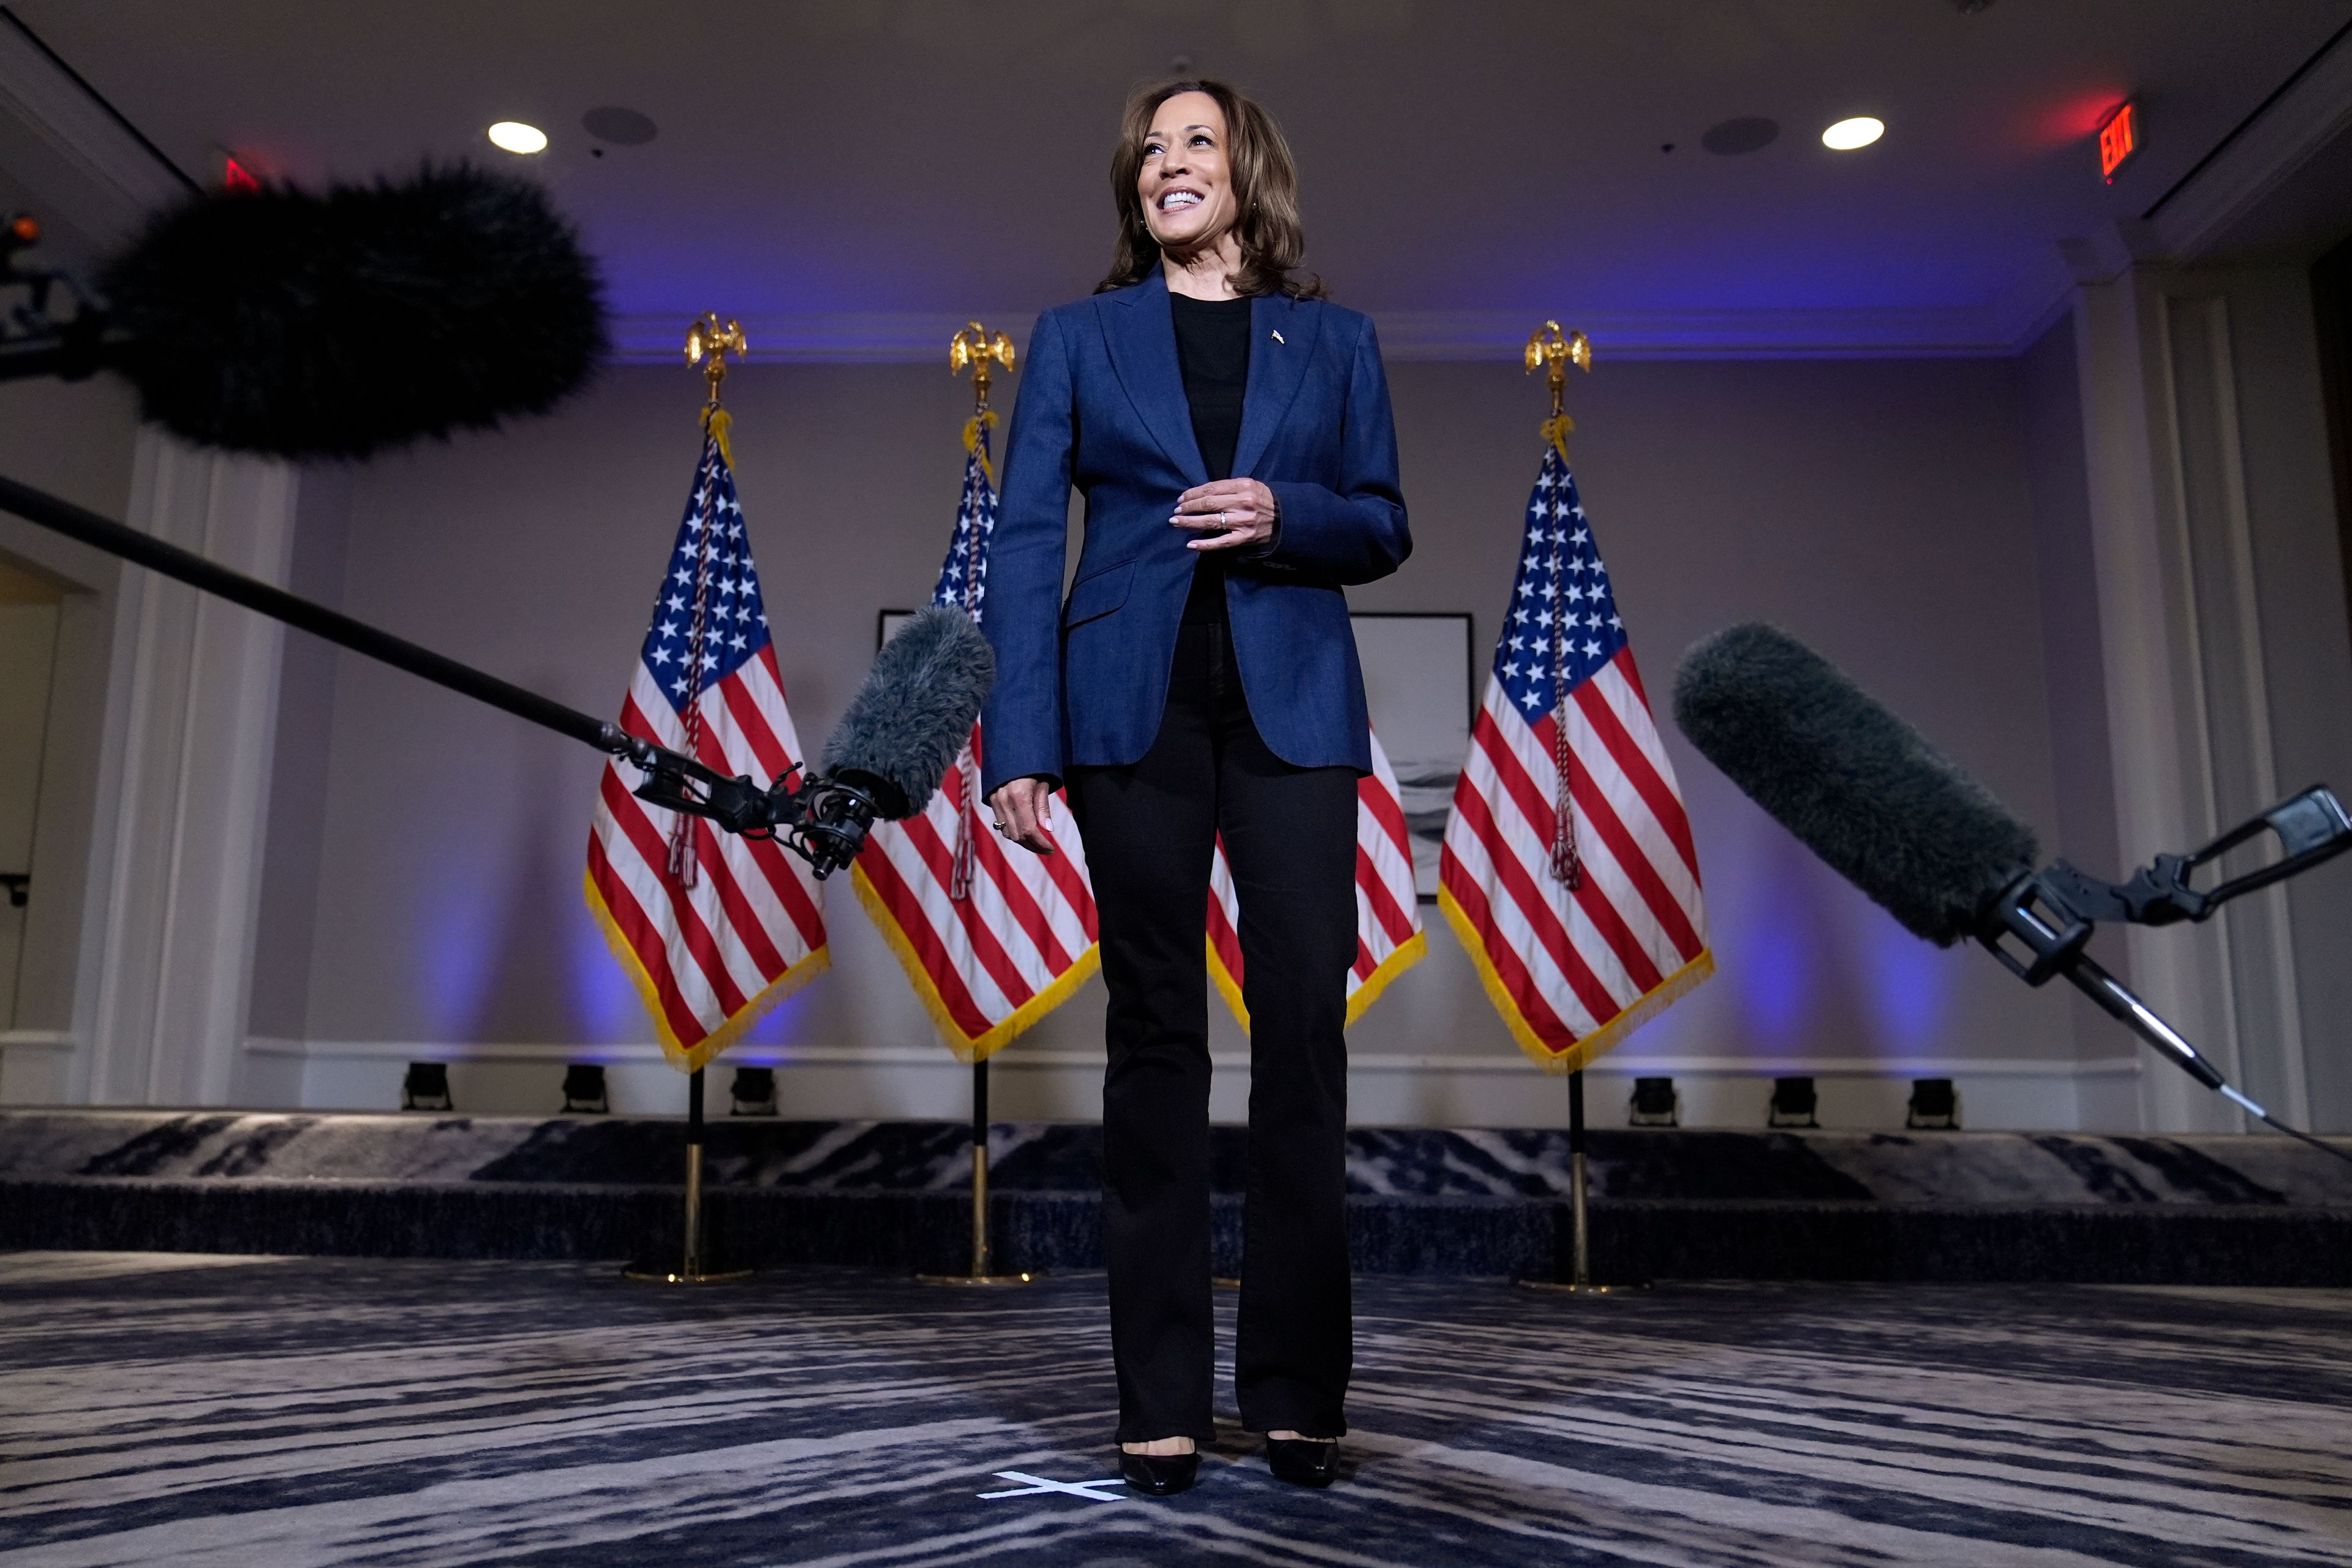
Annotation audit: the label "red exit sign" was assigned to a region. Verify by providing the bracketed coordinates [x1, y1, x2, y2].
[2099, 102, 2139, 183]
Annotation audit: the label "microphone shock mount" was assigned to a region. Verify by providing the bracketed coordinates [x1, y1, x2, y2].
[608, 728, 883, 881]
[1976, 786, 2352, 1160]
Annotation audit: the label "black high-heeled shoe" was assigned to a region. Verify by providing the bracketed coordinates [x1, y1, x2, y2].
[1265, 1437, 1340, 1488]
[1119, 1447, 1200, 1496]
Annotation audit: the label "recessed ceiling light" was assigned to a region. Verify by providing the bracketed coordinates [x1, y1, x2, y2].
[487, 121, 548, 155]
[1822, 116, 1884, 151]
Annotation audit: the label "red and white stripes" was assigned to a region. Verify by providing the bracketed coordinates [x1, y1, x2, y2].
[589, 645, 829, 1069]
[1208, 729, 1428, 1028]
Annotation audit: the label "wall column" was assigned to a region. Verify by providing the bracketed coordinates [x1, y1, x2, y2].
[69, 431, 296, 1106]
[2070, 261, 2344, 1132]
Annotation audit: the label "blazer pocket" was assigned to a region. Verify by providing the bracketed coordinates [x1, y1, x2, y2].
[1061, 559, 1134, 630]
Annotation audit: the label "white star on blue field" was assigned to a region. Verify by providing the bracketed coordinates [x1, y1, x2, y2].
[1495, 448, 1626, 716]
[639, 439, 773, 714]
[929, 439, 999, 621]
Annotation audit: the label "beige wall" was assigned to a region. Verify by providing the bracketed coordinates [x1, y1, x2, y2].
[2016, 317, 2134, 1065]
[247, 465, 353, 1045]
[255, 344, 2143, 1122]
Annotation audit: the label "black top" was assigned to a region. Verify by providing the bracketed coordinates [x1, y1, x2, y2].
[1170, 293, 1253, 624]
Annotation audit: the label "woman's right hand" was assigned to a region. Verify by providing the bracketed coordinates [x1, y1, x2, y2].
[987, 777, 1058, 856]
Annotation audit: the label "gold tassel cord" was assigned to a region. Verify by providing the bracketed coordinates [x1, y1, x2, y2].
[948, 323, 1016, 899]
[1525, 320, 1594, 886]
[703, 404, 734, 471]
[962, 409, 998, 486]
[668, 314, 750, 885]
[1540, 412, 1575, 469]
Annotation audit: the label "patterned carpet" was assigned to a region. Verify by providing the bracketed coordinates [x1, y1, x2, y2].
[1, 1252, 2347, 1566]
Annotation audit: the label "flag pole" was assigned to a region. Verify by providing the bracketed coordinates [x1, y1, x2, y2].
[625, 1066, 751, 1283]
[918, 1054, 1031, 1283]
[625, 314, 756, 1286]
[1519, 1067, 1648, 1294]
[1509, 324, 1646, 1295]
[920, 322, 1033, 1287]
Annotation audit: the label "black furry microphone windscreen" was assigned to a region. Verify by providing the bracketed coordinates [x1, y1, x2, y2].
[822, 606, 995, 818]
[98, 165, 607, 460]
[1670, 623, 2038, 945]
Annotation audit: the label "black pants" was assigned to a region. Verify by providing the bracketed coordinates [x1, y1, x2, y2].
[1066, 619, 1358, 1444]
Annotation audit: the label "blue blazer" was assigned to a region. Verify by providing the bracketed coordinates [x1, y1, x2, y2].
[979, 270, 1411, 796]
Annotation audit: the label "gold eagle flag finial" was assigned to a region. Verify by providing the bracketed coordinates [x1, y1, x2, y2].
[1524, 320, 1592, 466]
[685, 313, 748, 467]
[950, 320, 1017, 482]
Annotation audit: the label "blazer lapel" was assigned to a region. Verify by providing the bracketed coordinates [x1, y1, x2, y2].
[1231, 293, 1321, 480]
[1095, 270, 1207, 486]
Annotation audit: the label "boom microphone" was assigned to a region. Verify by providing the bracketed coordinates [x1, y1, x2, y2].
[821, 605, 996, 818]
[1671, 622, 2352, 1161]
[5, 165, 606, 458]
[1670, 622, 2037, 945]
[0, 473, 990, 884]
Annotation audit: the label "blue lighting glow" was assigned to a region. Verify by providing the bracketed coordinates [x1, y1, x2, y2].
[568, 907, 645, 1042]
[1858, 910, 1951, 1052]
[413, 875, 497, 1040]
[741, 984, 818, 1045]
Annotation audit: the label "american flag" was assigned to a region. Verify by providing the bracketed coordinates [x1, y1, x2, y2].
[851, 427, 1102, 1060]
[1207, 730, 1427, 1028]
[1438, 446, 1710, 1070]
[585, 430, 829, 1072]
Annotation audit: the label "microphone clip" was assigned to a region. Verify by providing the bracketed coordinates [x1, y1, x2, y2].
[2042, 785, 2352, 929]
[1980, 785, 2352, 983]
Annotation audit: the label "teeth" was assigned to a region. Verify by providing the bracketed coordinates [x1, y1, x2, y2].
[1161, 190, 1201, 210]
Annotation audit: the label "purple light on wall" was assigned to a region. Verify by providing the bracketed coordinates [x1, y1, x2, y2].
[569, 907, 647, 1042]
[1858, 913, 1952, 1053]
[413, 875, 497, 1040]
[740, 982, 818, 1046]
[1735, 909, 1814, 1052]
[1730, 831, 1826, 1054]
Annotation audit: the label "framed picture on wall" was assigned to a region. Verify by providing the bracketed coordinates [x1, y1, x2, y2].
[1351, 612, 1474, 901]
[878, 608, 1476, 901]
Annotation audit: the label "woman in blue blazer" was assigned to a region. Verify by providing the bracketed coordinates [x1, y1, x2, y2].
[982, 78, 1409, 1496]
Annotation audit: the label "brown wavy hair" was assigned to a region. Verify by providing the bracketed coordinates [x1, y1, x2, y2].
[1097, 78, 1325, 300]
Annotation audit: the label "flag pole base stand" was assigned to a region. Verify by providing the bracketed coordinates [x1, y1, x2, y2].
[1212, 1276, 1241, 1290]
[1515, 1278, 1651, 1295]
[918, 1063, 1036, 1285]
[622, 1263, 753, 1284]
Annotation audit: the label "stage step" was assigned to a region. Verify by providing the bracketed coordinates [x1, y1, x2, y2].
[3, 1110, 2348, 1283]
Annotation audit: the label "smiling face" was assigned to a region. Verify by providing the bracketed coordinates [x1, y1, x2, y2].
[1137, 91, 1240, 254]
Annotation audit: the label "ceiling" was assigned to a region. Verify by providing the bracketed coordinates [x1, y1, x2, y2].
[7, 0, 2352, 356]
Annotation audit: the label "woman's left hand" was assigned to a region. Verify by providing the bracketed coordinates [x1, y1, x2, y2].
[1171, 480, 1279, 553]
